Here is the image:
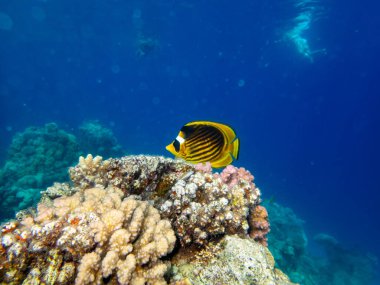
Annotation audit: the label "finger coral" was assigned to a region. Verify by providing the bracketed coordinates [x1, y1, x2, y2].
[0, 186, 176, 284]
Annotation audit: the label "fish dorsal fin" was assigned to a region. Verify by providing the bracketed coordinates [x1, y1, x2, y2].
[186, 121, 236, 141]
[215, 123, 237, 143]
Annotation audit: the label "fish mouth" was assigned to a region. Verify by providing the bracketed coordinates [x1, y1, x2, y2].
[165, 143, 175, 155]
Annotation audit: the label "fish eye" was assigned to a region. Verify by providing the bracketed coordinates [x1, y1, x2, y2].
[173, 140, 180, 152]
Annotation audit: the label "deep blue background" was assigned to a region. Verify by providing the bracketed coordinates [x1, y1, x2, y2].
[1, 0, 379, 260]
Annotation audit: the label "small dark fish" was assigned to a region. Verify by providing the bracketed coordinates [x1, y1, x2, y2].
[166, 121, 240, 168]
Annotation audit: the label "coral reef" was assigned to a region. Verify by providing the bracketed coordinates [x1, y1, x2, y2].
[77, 121, 124, 158]
[70, 155, 263, 246]
[0, 121, 125, 222]
[264, 201, 307, 274]
[0, 186, 176, 284]
[171, 235, 296, 285]
[0, 123, 80, 220]
[0, 154, 290, 284]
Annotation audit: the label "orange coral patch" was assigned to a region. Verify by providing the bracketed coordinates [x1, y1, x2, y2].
[15, 234, 27, 243]
[70, 217, 80, 226]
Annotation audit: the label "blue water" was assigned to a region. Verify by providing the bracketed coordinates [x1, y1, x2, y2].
[1, 0, 379, 280]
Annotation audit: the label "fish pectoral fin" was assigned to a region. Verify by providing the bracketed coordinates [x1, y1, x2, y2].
[211, 153, 233, 168]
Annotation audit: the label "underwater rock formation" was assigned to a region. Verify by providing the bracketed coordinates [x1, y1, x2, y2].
[171, 235, 296, 285]
[0, 123, 80, 220]
[77, 121, 124, 158]
[0, 154, 288, 284]
[0, 186, 175, 284]
[264, 201, 307, 274]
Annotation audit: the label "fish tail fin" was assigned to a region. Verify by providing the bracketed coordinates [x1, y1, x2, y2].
[230, 138, 240, 160]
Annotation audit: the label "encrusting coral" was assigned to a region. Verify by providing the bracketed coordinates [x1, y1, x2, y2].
[69, 154, 194, 198]
[160, 166, 261, 246]
[0, 186, 176, 284]
[217, 165, 270, 246]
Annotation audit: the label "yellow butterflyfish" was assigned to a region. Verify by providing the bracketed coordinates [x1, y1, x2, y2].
[166, 121, 239, 168]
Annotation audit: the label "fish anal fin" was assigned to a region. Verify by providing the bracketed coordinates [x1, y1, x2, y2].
[211, 153, 233, 168]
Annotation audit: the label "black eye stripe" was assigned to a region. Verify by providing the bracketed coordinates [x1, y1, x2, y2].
[173, 140, 180, 152]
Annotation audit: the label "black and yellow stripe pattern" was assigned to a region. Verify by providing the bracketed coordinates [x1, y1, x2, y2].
[166, 121, 240, 168]
[184, 124, 224, 162]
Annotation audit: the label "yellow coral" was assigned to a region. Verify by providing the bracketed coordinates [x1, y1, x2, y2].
[76, 252, 101, 285]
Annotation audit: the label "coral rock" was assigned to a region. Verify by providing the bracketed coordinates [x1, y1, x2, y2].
[171, 235, 297, 285]
[69, 155, 193, 197]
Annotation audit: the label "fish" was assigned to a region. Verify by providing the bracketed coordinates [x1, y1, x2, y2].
[166, 121, 240, 168]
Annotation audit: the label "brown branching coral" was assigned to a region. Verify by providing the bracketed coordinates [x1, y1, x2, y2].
[0, 187, 176, 284]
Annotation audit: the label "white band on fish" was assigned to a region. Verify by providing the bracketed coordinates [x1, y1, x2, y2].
[176, 136, 185, 144]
